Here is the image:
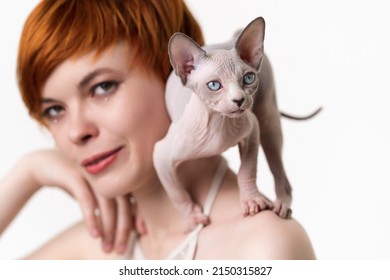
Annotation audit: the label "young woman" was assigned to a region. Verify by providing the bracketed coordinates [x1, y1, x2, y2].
[0, 0, 315, 259]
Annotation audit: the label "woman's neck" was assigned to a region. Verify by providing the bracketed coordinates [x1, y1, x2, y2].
[132, 155, 222, 241]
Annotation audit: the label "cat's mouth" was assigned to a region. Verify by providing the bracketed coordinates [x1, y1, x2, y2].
[226, 109, 246, 118]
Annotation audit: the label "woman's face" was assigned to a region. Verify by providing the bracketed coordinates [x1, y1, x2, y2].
[41, 42, 170, 197]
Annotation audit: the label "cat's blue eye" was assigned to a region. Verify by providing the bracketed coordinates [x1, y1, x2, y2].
[207, 81, 222, 91]
[243, 72, 256, 85]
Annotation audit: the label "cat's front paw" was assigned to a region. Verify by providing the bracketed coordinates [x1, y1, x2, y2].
[273, 199, 292, 219]
[241, 194, 273, 217]
[184, 203, 210, 232]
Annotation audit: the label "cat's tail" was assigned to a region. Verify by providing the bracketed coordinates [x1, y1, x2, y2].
[280, 107, 322, 121]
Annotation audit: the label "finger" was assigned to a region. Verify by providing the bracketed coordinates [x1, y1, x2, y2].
[70, 177, 101, 238]
[130, 195, 147, 235]
[114, 195, 133, 254]
[97, 196, 117, 253]
[135, 211, 147, 235]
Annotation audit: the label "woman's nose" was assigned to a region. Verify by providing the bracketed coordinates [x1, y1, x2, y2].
[67, 109, 98, 145]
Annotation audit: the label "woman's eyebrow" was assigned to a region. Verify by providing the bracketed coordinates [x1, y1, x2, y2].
[40, 97, 57, 104]
[78, 68, 114, 90]
[40, 68, 118, 104]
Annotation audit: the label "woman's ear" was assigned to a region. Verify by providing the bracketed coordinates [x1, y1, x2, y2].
[168, 33, 206, 85]
[235, 17, 265, 70]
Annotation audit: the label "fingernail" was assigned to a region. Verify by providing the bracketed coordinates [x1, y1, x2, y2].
[116, 243, 126, 254]
[103, 242, 113, 253]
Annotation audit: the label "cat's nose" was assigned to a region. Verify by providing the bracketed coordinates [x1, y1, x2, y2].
[233, 98, 245, 108]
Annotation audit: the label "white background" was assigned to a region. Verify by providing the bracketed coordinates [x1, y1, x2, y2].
[0, 0, 389, 259]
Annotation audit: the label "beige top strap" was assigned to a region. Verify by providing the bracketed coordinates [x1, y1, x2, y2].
[126, 157, 228, 260]
[166, 158, 228, 260]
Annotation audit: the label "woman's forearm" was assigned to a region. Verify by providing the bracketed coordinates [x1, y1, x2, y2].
[0, 156, 39, 234]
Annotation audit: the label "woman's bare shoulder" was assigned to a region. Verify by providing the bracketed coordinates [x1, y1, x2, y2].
[197, 172, 316, 259]
[237, 211, 316, 259]
[25, 221, 121, 259]
[200, 210, 316, 259]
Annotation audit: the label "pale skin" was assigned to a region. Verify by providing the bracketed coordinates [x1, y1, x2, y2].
[1, 42, 315, 259]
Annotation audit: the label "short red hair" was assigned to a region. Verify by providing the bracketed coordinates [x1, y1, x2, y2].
[17, 0, 204, 123]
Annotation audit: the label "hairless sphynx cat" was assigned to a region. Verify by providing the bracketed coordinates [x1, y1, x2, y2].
[153, 17, 320, 231]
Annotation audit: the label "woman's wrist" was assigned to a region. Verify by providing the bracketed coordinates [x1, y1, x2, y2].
[16, 152, 43, 194]
[0, 153, 42, 235]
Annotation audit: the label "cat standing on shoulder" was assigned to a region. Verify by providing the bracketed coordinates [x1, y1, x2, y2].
[154, 17, 275, 231]
[154, 17, 293, 232]
[0, 0, 315, 259]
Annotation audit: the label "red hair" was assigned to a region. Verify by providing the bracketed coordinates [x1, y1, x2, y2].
[17, 0, 204, 123]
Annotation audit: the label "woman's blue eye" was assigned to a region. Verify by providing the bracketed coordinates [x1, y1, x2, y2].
[92, 81, 117, 96]
[207, 81, 222, 91]
[243, 72, 256, 85]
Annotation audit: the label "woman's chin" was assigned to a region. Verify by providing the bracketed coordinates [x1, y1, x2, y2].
[85, 171, 131, 198]
[84, 161, 157, 198]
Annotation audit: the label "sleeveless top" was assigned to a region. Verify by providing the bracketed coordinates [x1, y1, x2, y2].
[124, 158, 228, 260]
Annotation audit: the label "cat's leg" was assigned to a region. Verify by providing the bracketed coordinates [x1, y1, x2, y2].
[237, 115, 273, 216]
[258, 111, 292, 219]
[252, 56, 292, 218]
[153, 127, 209, 232]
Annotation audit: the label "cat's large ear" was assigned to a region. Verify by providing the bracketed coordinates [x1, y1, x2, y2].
[235, 17, 265, 70]
[168, 33, 206, 85]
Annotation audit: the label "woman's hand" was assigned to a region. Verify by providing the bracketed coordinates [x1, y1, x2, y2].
[28, 149, 140, 254]
[94, 194, 133, 254]
[2, 149, 137, 254]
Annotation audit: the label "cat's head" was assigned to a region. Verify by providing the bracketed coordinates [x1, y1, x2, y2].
[168, 17, 265, 118]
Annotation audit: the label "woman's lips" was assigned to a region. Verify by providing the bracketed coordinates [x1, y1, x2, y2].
[82, 146, 123, 175]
